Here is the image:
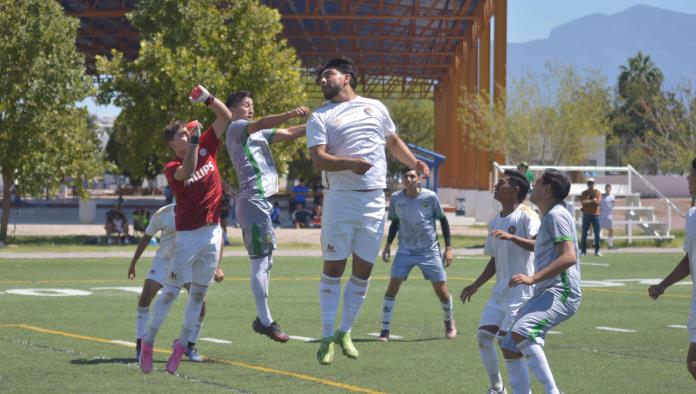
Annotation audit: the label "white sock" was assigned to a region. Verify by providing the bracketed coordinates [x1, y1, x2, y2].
[136, 306, 149, 340]
[381, 295, 395, 330]
[188, 316, 204, 345]
[608, 236, 613, 248]
[178, 284, 207, 344]
[477, 330, 503, 391]
[339, 275, 369, 333]
[250, 256, 274, 326]
[505, 357, 531, 394]
[143, 285, 181, 344]
[441, 294, 454, 322]
[520, 341, 559, 394]
[319, 274, 341, 337]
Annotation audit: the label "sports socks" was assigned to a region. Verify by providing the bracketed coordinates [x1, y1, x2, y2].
[339, 275, 370, 333]
[381, 295, 396, 330]
[189, 315, 204, 345]
[505, 356, 531, 394]
[178, 284, 207, 345]
[319, 274, 341, 337]
[520, 341, 560, 394]
[136, 306, 149, 340]
[142, 284, 181, 344]
[477, 330, 503, 391]
[441, 294, 454, 322]
[250, 255, 273, 326]
[608, 236, 613, 248]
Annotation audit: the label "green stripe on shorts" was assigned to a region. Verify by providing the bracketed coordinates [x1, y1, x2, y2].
[528, 318, 551, 341]
[251, 223, 262, 256]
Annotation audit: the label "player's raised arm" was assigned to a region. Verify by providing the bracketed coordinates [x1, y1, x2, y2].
[247, 106, 309, 135]
[189, 85, 232, 139]
[510, 240, 576, 287]
[385, 134, 430, 177]
[271, 124, 307, 143]
[173, 120, 202, 181]
[461, 257, 496, 303]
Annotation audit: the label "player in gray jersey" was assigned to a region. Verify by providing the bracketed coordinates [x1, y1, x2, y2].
[379, 168, 454, 341]
[225, 90, 309, 342]
[500, 169, 582, 394]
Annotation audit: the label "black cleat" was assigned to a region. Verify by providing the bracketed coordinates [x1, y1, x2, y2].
[252, 316, 289, 343]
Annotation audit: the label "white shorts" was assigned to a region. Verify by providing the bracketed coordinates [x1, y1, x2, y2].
[166, 224, 222, 288]
[146, 256, 191, 286]
[321, 189, 386, 262]
[600, 216, 613, 229]
[478, 296, 528, 334]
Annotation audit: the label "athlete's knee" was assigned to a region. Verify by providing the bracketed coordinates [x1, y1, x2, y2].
[190, 285, 207, 303]
[511, 331, 526, 344]
[433, 283, 450, 302]
[161, 285, 181, 303]
[477, 329, 496, 349]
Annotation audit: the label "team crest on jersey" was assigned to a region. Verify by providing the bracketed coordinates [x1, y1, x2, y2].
[364, 107, 375, 116]
[199, 148, 208, 157]
[331, 117, 342, 128]
[508, 225, 517, 235]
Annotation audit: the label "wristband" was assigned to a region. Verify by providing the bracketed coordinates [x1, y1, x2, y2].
[204, 95, 215, 106]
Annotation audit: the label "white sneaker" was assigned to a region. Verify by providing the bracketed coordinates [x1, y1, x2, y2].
[487, 387, 507, 394]
[594, 251, 602, 257]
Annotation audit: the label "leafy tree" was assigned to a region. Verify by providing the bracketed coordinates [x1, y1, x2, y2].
[459, 63, 611, 165]
[0, 0, 106, 242]
[97, 0, 306, 186]
[611, 51, 666, 172]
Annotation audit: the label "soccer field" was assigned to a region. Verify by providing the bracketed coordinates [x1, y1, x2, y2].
[0, 252, 693, 393]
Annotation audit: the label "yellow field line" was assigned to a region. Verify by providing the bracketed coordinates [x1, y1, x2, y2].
[583, 287, 691, 299]
[0, 323, 385, 394]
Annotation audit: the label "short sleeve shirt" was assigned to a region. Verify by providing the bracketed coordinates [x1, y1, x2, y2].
[226, 119, 279, 199]
[164, 127, 222, 231]
[388, 189, 445, 254]
[599, 194, 615, 218]
[307, 96, 396, 191]
[145, 204, 176, 260]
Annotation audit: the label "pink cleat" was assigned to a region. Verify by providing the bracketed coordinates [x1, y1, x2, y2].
[165, 339, 187, 374]
[139, 341, 154, 374]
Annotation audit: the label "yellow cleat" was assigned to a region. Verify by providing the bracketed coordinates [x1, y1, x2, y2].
[334, 330, 359, 359]
[317, 336, 334, 365]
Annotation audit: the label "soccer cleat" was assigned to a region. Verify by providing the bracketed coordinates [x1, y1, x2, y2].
[595, 251, 603, 257]
[135, 338, 142, 361]
[165, 338, 187, 374]
[252, 317, 289, 343]
[334, 330, 359, 359]
[486, 387, 507, 394]
[317, 336, 335, 365]
[445, 319, 457, 339]
[185, 344, 202, 362]
[139, 341, 153, 374]
[378, 329, 390, 342]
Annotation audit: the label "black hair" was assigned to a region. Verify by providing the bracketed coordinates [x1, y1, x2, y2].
[225, 91, 253, 108]
[316, 57, 358, 89]
[400, 167, 418, 176]
[692, 157, 696, 171]
[164, 120, 187, 143]
[540, 169, 571, 202]
[503, 169, 530, 203]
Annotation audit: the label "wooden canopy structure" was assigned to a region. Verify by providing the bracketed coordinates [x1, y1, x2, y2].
[61, 0, 507, 190]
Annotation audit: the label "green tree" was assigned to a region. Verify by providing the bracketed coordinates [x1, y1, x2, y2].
[611, 51, 665, 172]
[0, 0, 106, 243]
[460, 63, 611, 165]
[97, 0, 306, 186]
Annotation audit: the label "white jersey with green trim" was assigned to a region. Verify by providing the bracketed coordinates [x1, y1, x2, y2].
[683, 207, 696, 313]
[307, 96, 396, 191]
[388, 189, 444, 254]
[534, 203, 582, 298]
[226, 119, 278, 199]
[484, 204, 540, 302]
[145, 204, 176, 261]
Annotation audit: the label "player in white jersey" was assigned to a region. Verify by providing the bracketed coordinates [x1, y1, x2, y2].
[307, 58, 429, 365]
[379, 168, 455, 342]
[649, 158, 696, 380]
[127, 204, 224, 362]
[461, 170, 539, 394]
[225, 90, 308, 343]
[599, 184, 615, 249]
[501, 169, 582, 394]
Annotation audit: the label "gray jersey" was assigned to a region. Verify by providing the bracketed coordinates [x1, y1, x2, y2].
[226, 119, 278, 199]
[388, 189, 445, 254]
[534, 204, 582, 300]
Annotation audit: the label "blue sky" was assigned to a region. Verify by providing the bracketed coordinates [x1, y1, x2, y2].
[81, 1, 696, 118]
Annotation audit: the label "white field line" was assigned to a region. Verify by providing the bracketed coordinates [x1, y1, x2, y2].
[596, 326, 636, 333]
[669, 324, 688, 329]
[288, 335, 317, 342]
[367, 332, 404, 339]
[110, 340, 136, 347]
[200, 337, 232, 344]
[547, 331, 562, 335]
[582, 262, 609, 267]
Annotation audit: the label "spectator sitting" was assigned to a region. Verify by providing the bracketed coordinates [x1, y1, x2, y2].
[105, 206, 129, 245]
[271, 201, 281, 228]
[290, 178, 309, 213]
[311, 203, 322, 228]
[132, 208, 149, 235]
[292, 203, 312, 229]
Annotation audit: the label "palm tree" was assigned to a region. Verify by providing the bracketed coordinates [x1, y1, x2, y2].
[618, 51, 663, 101]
